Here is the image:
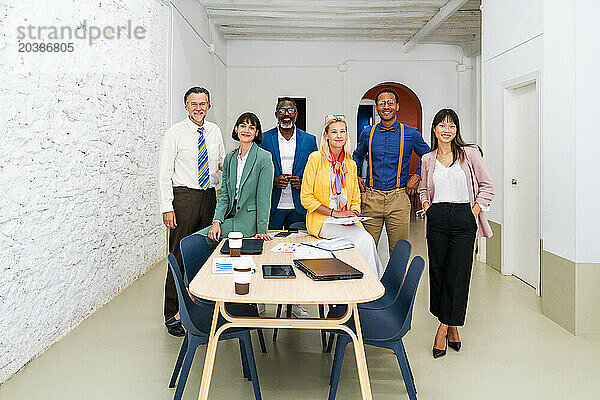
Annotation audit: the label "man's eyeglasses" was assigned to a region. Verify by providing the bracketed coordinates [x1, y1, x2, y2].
[377, 100, 396, 107]
[277, 108, 297, 115]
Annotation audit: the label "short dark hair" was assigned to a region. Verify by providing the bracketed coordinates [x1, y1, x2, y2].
[184, 87, 210, 104]
[276, 97, 297, 110]
[232, 112, 263, 144]
[375, 88, 399, 104]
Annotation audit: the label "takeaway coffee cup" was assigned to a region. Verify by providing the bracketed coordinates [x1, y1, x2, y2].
[228, 231, 243, 257]
[233, 266, 252, 295]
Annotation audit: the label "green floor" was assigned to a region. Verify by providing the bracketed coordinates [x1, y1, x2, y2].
[2, 221, 599, 399]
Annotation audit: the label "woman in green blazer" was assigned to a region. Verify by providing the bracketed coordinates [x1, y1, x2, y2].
[198, 112, 275, 247]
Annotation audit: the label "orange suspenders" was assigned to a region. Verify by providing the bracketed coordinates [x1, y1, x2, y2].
[367, 123, 405, 188]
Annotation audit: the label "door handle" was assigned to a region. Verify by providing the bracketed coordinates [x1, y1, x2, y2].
[511, 178, 518, 186]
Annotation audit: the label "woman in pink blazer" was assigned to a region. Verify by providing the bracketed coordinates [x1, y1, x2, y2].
[419, 109, 494, 359]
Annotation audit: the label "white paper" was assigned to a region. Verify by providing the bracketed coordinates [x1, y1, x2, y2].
[293, 246, 333, 259]
[323, 216, 372, 225]
[301, 237, 354, 251]
[288, 232, 309, 237]
[212, 256, 257, 275]
[270, 242, 304, 253]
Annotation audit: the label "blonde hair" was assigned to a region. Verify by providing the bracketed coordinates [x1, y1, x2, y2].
[319, 116, 352, 159]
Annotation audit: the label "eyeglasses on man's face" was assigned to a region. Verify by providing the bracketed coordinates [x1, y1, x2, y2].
[277, 108, 297, 115]
[377, 100, 396, 107]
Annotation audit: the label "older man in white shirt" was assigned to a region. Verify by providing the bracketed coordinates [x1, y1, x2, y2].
[158, 87, 225, 336]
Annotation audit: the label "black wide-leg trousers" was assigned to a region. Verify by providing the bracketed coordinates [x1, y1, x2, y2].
[164, 186, 216, 321]
[426, 202, 477, 326]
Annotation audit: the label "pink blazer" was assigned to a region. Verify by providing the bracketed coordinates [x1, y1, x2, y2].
[419, 146, 495, 238]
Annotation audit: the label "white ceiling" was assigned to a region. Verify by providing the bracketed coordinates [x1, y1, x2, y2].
[198, 0, 481, 54]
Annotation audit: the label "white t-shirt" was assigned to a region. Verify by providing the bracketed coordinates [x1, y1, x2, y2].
[277, 127, 297, 209]
[235, 150, 249, 201]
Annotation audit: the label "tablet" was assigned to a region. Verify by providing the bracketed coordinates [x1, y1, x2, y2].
[262, 264, 296, 279]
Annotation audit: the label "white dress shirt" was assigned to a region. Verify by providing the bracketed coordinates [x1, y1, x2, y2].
[159, 118, 225, 213]
[277, 127, 296, 210]
[432, 160, 470, 204]
[236, 150, 249, 201]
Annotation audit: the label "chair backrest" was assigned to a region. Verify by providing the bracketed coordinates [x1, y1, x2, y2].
[167, 253, 216, 337]
[288, 221, 307, 231]
[389, 256, 425, 341]
[358, 255, 424, 342]
[180, 233, 210, 286]
[380, 239, 412, 295]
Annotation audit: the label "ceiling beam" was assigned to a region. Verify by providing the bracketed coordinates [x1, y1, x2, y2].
[212, 18, 480, 30]
[223, 32, 413, 41]
[206, 9, 438, 21]
[403, 0, 470, 52]
[218, 25, 479, 36]
[199, 1, 447, 11]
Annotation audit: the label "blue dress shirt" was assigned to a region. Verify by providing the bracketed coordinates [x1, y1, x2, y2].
[353, 120, 430, 191]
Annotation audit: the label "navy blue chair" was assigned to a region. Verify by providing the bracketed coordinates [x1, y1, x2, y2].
[361, 239, 411, 310]
[167, 254, 262, 400]
[325, 239, 412, 353]
[327, 256, 425, 400]
[287, 221, 307, 231]
[179, 233, 267, 354]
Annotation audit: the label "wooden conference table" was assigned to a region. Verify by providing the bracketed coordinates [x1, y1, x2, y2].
[188, 234, 385, 400]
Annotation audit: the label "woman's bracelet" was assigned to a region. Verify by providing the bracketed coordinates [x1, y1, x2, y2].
[330, 208, 334, 217]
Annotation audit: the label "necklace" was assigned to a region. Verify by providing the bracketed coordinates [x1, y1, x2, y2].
[437, 150, 453, 165]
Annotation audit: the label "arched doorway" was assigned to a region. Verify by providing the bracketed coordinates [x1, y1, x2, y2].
[357, 82, 424, 211]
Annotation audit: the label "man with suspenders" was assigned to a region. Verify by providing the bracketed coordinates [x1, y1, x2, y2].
[353, 88, 430, 257]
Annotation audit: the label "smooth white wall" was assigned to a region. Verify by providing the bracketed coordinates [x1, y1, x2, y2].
[226, 41, 475, 151]
[170, 0, 227, 129]
[0, 0, 169, 382]
[541, 0, 577, 261]
[574, 0, 600, 262]
[481, 0, 543, 220]
[483, 0, 542, 59]
[483, 0, 600, 263]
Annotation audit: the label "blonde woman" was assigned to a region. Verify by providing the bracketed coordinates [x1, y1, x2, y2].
[300, 116, 383, 277]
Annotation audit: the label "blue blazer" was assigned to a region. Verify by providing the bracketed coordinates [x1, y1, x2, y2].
[260, 127, 318, 215]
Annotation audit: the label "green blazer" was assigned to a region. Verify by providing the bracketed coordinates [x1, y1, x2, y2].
[198, 143, 274, 241]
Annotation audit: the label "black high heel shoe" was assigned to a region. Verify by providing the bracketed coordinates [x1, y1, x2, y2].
[448, 340, 461, 352]
[432, 336, 447, 359]
[448, 327, 461, 351]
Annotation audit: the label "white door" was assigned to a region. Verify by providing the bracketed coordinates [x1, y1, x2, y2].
[512, 83, 540, 289]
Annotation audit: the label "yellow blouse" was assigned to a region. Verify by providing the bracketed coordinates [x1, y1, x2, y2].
[300, 151, 362, 237]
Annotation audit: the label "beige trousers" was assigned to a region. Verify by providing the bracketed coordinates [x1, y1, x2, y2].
[361, 187, 411, 256]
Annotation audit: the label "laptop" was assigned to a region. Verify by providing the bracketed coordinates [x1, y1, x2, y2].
[293, 258, 364, 281]
[220, 238, 264, 255]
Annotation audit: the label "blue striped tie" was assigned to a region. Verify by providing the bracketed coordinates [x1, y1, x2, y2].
[197, 127, 210, 189]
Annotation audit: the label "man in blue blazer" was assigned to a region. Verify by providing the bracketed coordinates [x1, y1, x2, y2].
[260, 97, 318, 230]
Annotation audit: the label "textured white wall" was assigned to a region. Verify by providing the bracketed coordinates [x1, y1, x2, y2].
[0, 0, 169, 382]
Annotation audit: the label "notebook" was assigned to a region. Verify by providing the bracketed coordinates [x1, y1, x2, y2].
[220, 238, 264, 255]
[293, 258, 363, 281]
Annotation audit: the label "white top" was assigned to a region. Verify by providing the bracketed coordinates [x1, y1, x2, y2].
[277, 127, 296, 210]
[432, 160, 470, 204]
[329, 176, 339, 210]
[158, 118, 225, 213]
[235, 149, 250, 201]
